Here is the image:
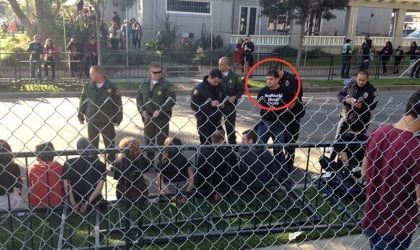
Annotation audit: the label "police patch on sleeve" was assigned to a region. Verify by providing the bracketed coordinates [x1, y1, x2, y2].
[363, 92, 369, 99]
[169, 86, 176, 92]
[373, 91, 378, 96]
[193, 89, 199, 95]
[115, 89, 121, 95]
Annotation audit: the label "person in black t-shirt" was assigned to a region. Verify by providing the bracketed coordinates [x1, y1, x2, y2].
[255, 70, 295, 184]
[157, 137, 194, 203]
[62, 138, 106, 213]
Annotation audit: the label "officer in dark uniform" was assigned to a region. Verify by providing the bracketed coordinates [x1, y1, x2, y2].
[218, 57, 244, 144]
[78, 65, 123, 163]
[136, 62, 176, 160]
[191, 69, 225, 145]
[337, 70, 378, 138]
[273, 66, 305, 170]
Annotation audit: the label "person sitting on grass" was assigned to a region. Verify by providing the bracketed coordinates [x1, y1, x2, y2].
[157, 137, 194, 204]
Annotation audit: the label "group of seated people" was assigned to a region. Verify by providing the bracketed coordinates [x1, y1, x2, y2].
[0, 128, 293, 212]
[0, 121, 367, 212]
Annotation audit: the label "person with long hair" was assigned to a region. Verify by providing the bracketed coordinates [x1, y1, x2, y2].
[0, 139, 24, 211]
[233, 38, 244, 73]
[43, 38, 59, 81]
[379, 41, 393, 75]
[113, 137, 152, 201]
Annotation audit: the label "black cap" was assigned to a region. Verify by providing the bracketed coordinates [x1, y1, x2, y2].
[345, 39, 352, 43]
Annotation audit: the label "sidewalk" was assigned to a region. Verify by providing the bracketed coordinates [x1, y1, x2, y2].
[255, 229, 420, 249]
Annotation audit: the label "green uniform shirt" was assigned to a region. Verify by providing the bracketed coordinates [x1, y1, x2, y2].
[78, 79, 123, 124]
[136, 77, 176, 116]
[220, 70, 244, 103]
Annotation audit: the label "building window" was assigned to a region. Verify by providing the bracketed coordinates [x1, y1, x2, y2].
[239, 6, 257, 35]
[167, 0, 211, 14]
[268, 15, 290, 34]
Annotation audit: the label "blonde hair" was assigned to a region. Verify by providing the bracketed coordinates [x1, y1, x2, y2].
[118, 137, 141, 160]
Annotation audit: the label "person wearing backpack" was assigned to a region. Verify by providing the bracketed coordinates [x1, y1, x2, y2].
[359, 35, 374, 71]
[341, 38, 353, 78]
[393, 45, 404, 75]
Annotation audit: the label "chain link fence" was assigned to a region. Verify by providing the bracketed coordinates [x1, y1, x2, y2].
[0, 89, 418, 249]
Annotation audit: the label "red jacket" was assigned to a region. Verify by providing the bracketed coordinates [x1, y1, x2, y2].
[28, 161, 64, 207]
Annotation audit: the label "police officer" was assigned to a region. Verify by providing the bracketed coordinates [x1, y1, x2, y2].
[78, 65, 123, 163]
[337, 70, 378, 138]
[273, 66, 305, 170]
[218, 57, 244, 144]
[191, 69, 225, 145]
[136, 62, 176, 160]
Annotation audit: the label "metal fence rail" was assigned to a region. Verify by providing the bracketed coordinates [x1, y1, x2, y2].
[0, 51, 414, 82]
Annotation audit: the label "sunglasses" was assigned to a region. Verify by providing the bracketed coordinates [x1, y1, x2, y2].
[152, 71, 162, 74]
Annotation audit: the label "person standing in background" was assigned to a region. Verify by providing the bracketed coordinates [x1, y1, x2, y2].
[393, 45, 404, 75]
[341, 38, 353, 78]
[42, 38, 59, 81]
[27, 34, 43, 81]
[242, 35, 254, 76]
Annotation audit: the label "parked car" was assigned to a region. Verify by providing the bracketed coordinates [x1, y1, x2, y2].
[405, 29, 420, 38]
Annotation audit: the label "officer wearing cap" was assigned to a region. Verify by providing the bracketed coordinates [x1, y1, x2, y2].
[191, 69, 226, 145]
[218, 57, 244, 144]
[136, 62, 176, 160]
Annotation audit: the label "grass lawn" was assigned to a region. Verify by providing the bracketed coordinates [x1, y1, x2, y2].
[1, 186, 364, 249]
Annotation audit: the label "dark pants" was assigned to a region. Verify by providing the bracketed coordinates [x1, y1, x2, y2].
[341, 61, 351, 77]
[30, 60, 42, 80]
[70, 56, 81, 77]
[221, 103, 237, 144]
[381, 59, 389, 74]
[360, 59, 369, 71]
[84, 55, 98, 77]
[87, 122, 116, 162]
[365, 229, 412, 250]
[44, 61, 55, 79]
[196, 115, 222, 145]
[284, 120, 300, 170]
[256, 122, 287, 184]
[393, 60, 402, 74]
[143, 116, 170, 160]
[410, 60, 420, 77]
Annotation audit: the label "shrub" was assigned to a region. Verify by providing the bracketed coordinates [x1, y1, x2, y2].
[272, 46, 298, 57]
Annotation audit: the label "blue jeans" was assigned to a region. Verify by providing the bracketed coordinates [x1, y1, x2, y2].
[365, 229, 412, 250]
[30, 60, 42, 80]
[256, 121, 287, 183]
[341, 61, 351, 77]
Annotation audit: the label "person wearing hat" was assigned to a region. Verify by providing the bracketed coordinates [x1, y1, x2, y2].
[28, 141, 64, 208]
[341, 38, 353, 78]
[62, 137, 106, 213]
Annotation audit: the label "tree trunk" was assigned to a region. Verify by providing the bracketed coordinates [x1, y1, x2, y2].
[7, 0, 36, 37]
